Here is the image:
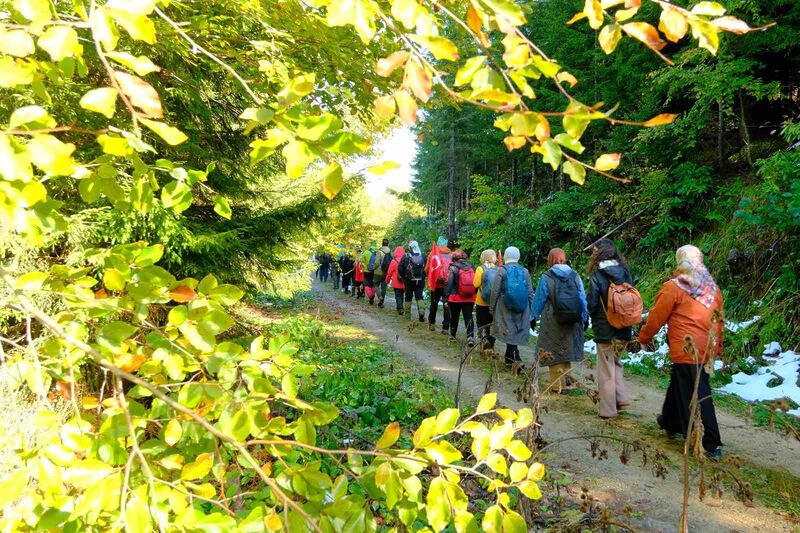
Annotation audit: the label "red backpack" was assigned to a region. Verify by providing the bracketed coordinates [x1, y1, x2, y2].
[457, 267, 476, 299]
[436, 255, 452, 288]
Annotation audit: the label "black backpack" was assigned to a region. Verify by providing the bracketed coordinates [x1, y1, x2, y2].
[545, 270, 582, 324]
[404, 254, 425, 281]
[378, 250, 392, 276]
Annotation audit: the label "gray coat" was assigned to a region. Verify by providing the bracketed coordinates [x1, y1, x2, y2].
[490, 263, 534, 346]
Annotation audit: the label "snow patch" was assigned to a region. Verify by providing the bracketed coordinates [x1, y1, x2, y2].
[725, 315, 760, 333]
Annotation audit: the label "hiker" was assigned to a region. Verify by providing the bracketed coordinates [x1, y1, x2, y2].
[353, 248, 365, 299]
[587, 238, 641, 419]
[639, 245, 724, 458]
[362, 245, 377, 304]
[473, 249, 498, 352]
[384, 245, 407, 314]
[373, 239, 392, 308]
[319, 252, 331, 283]
[426, 242, 452, 334]
[490, 247, 534, 369]
[340, 253, 355, 294]
[444, 249, 476, 345]
[531, 248, 588, 393]
[331, 255, 341, 289]
[398, 240, 427, 321]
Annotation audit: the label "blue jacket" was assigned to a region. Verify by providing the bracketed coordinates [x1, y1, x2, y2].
[531, 264, 588, 323]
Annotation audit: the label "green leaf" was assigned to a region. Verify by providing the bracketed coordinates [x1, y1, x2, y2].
[434, 408, 460, 434]
[554, 133, 585, 154]
[410, 35, 459, 61]
[161, 181, 193, 213]
[80, 88, 118, 118]
[230, 410, 251, 441]
[213, 195, 232, 219]
[320, 162, 344, 200]
[481, 0, 526, 25]
[103, 268, 126, 291]
[539, 139, 562, 170]
[105, 51, 160, 75]
[181, 452, 213, 481]
[168, 305, 188, 326]
[296, 113, 341, 141]
[426, 478, 451, 531]
[455, 56, 487, 87]
[15, 271, 48, 290]
[376, 421, 400, 449]
[563, 160, 586, 185]
[140, 118, 188, 146]
[164, 419, 182, 446]
[319, 132, 369, 154]
[134, 244, 164, 266]
[180, 322, 216, 352]
[282, 373, 298, 399]
[476, 392, 496, 413]
[282, 140, 316, 179]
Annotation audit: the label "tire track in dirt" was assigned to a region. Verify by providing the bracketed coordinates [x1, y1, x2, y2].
[315, 284, 798, 532]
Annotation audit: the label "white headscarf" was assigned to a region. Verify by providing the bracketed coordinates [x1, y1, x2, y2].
[504, 246, 520, 264]
[409, 240, 421, 254]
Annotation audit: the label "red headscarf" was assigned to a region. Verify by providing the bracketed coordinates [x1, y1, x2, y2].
[547, 248, 567, 267]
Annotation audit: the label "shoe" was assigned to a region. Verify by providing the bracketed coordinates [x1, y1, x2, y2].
[440, 328, 448, 335]
[369, 298, 374, 305]
[448, 336, 457, 344]
[657, 415, 680, 439]
[428, 323, 435, 332]
[419, 314, 425, 323]
[706, 448, 723, 460]
[377, 299, 384, 308]
[467, 338, 475, 347]
[398, 309, 404, 315]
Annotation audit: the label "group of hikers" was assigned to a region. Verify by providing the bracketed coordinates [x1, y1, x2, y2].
[316, 237, 725, 458]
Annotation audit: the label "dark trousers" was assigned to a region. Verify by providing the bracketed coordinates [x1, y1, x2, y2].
[475, 304, 495, 348]
[448, 301, 474, 339]
[354, 280, 364, 297]
[364, 272, 374, 288]
[428, 287, 450, 329]
[342, 274, 353, 293]
[375, 276, 387, 301]
[660, 363, 722, 452]
[320, 265, 330, 282]
[504, 344, 520, 365]
[393, 288, 404, 311]
[404, 280, 424, 301]
[332, 271, 340, 289]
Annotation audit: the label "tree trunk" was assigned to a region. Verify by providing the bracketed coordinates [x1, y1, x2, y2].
[448, 128, 457, 242]
[738, 90, 753, 168]
[717, 100, 724, 165]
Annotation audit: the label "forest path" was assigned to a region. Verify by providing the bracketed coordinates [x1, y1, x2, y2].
[313, 282, 799, 532]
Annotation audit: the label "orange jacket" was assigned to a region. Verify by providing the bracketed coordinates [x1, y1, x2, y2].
[639, 280, 724, 364]
[385, 246, 406, 289]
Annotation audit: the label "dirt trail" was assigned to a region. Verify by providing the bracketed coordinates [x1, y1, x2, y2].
[315, 284, 799, 532]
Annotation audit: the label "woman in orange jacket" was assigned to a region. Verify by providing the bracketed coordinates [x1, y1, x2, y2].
[639, 245, 724, 458]
[384, 245, 407, 315]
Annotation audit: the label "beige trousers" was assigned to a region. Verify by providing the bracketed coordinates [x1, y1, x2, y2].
[547, 362, 571, 394]
[596, 340, 629, 418]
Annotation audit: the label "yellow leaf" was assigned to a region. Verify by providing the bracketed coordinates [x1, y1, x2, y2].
[164, 419, 182, 446]
[0, 57, 35, 88]
[410, 35, 459, 61]
[115, 71, 163, 118]
[28, 135, 76, 176]
[476, 392, 496, 413]
[91, 7, 119, 51]
[658, 7, 689, 43]
[37, 26, 79, 62]
[105, 0, 156, 16]
[0, 30, 35, 57]
[376, 421, 400, 449]
[690, 19, 720, 54]
[518, 479, 542, 499]
[395, 90, 418, 126]
[455, 56, 487, 87]
[690, 1, 726, 16]
[320, 162, 344, 200]
[374, 95, 396, 118]
[105, 51, 160, 76]
[405, 60, 432, 103]
[622, 21, 667, 51]
[614, 6, 639, 21]
[528, 462, 545, 480]
[375, 51, 409, 77]
[283, 139, 317, 179]
[510, 461, 528, 482]
[80, 88, 118, 119]
[108, 9, 156, 44]
[556, 71, 578, 87]
[504, 135, 526, 151]
[563, 160, 586, 185]
[391, 0, 422, 30]
[599, 24, 622, 54]
[327, 0, 376, 44]
[139, 118, 188, 145]
[9, 105, 55, 129]
[642, 113, 678, 127]
[566, 12, 587, 25]
[503, 44, 530, 68]
[368, 161, 401, 175]
[583, 0, 604, 30]
[13, 0, 52, 25]
[181, 452, 213, 481]
[595, 153, 621, 171]
[467, 2, 483, 32]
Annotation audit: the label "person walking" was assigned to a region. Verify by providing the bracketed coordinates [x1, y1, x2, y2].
[373, 239, 392, 308]
[398, 241, 427, 322]
[490, 247, 534, 369]
[330, 255, 341, 289]
[531, 248, 588, 394]
[319, 252, 331, 283]
[444, 249, 476, 345]
[587, 238, 637, 419]
[426, 244, 452, 334]
[362, 245, 377, 304]
[473, 249, 498, 353]
[384, 245, 407, 314]
[639, 245, 724, 458]
[353, 249, 365, 299]
[340, 253, 355, 294]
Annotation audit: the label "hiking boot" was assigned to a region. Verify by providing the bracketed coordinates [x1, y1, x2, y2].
[398, 309, 404, 315]
[368, 298, 374, 305]
[440, 328, 448, 335]
[428, 323, 435, 332]
[467, 338, 475, 347]
[377, 298, 384, 308]
[706, 448, 723, 460]
[657, 415, 680, 440]
[448, 336, 457, 344]
[418, 313, 425, 323]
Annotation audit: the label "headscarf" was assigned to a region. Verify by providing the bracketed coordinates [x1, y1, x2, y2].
[452, 249, 467, 260]
[479, 249, 497, 267]
[409, 240, 421, 254]
[437, 235, 449, 247]
[547, 248, 567, 267]
[673, 245, 718, 308]
[504, 246, 520, 264]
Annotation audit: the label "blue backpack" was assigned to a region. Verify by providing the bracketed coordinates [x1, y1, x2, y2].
[502, 265, 529, 313]
[481, 267, 497, 302]
[367, 252, 378, 271]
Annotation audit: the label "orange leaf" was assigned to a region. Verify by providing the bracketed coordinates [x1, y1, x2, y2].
[374, 95, 396, 118]
[504, 135, 526, 151]
[394, 90, 418, 126]
[95, 288, 108, 299]
[115, 71, 163, 118]
[82, 395, 100, 410]
[56, 380, 74, 401]
[405, 60, 431, 103]
[624, 0, 641, 7]
[622, 22, 667, 51]
[119, 353, 147, 373]
[375, 51, 410, 77]
[467, 2, 483, 33]
[643, 113, 677, 127]
[170, 285, 197, 303]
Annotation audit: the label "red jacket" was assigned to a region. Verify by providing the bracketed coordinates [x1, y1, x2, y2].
[354, 261, 364, 282]
[385, 246, 406, 289]
[639, 280, 724, 365]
